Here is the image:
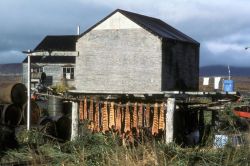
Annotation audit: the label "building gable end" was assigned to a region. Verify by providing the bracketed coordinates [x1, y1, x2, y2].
[93, 12, 142, 30]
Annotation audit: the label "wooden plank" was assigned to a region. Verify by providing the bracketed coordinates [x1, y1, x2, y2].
[166, 98, 175, 143]
[29, 51, 79, 56]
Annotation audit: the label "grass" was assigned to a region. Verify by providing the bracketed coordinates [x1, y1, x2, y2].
[1, 132, 249, 166]
[0, 106, 249, 166]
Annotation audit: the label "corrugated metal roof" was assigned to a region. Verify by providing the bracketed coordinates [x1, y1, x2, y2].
[23, 56, 75, 64]
[34, 35, 77, 51]
[80, 9, 199, 45]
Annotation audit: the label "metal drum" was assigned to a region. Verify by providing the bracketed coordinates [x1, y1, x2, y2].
[56, 115, 71, 141]
[22, 101, 41, 125]
[48, 96, 63, 117]
[0, 83, 27, 106]
[1, 104, 22, 126]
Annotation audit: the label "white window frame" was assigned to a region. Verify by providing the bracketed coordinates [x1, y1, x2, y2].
[63, 67, 74, 80]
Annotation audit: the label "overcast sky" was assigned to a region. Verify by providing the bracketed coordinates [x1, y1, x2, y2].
[0, 0, 250, 66]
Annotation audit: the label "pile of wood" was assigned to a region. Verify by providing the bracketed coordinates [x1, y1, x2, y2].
[78, 97, 167, 137]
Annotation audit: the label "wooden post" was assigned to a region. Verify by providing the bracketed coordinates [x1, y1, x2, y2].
[71, 101, 78, 141]
[27, 54, 31, 131]
[165, 98, 175, 143]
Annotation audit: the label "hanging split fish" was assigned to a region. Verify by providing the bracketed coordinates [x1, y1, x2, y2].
[152, 103, 159, 135]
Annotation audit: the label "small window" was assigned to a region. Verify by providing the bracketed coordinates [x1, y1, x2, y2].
[31, 66, 44, 73]
[63, 67, 74, 80]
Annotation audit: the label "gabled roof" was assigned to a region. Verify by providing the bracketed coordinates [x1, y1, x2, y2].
[80, 9, 199, 45]
[23, 56, 75, 64]
[34, 35, 77, 51]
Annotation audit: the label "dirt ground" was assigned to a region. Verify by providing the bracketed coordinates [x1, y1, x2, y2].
[0, 75, 22, 84]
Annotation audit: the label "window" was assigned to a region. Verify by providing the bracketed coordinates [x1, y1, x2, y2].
[31, 66, 44, 73]
[63, 67, 74, 80]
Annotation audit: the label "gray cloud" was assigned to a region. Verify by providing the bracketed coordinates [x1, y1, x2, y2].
[0, 0, 250, 66]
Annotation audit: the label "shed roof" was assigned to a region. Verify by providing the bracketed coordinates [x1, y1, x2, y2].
[23, 35, 77, 63]
[23, 56, 75, 64]
[34, 35, 77, 51]
[80, 9, 199, 45]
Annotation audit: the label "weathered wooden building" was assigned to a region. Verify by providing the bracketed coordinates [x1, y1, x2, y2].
[23, 9, 199, 93]
[21, 9, 202, 143]
[74, 9, 200, 94]
[22, 35, 77, 88]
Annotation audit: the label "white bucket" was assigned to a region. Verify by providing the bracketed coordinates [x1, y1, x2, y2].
[214, 134, 228, 148]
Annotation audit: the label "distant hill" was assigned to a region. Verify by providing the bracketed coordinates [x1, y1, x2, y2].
[0, 63, 22, 75]
[1, 64, 250, 77]
[200, 65, 250, 77]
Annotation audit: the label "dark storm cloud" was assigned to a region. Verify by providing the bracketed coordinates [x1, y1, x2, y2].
[0, 0, 110, 63]
[0, 0, 250, 66]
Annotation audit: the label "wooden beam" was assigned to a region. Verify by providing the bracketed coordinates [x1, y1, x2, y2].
[28, 51, 79, 56]
[165, 98, 175, 143]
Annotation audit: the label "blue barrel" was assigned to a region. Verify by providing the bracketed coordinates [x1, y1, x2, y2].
[223, 80, 234, 92]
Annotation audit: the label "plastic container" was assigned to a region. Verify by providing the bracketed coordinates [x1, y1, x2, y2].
[223, 80, 234, 92]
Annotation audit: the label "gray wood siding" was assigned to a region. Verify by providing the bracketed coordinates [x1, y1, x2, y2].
[162, 40, 199, 91]
[76, 29, 162, 93]
[22, 63, 75, 88]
